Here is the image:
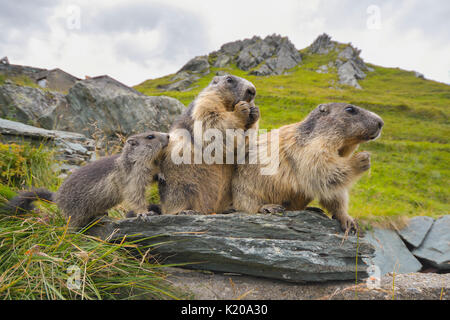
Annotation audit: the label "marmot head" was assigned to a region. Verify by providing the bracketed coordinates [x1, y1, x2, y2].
[205, 75, 256, 110]
[298, 103, 384, 151]
[123, 131, 170, 165]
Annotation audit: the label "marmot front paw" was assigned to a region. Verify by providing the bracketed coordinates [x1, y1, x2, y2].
[353, 151, 371, 172]
[235, 101, 260, 127]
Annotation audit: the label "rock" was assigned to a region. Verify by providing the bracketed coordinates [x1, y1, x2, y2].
[413, 215, 450, 270]
[178, 55, 210, 74]
[59, 75, 184, 137]
[88, 210, 375, 283]
[0, 117, 95, 165]
[212, 55, 231, 68]
[167, 269, 449, 300]
[0, 83, 67, 128]
[398, 216, 434, 248]
[338, 60, 366, 89]
[308, 33, 335, 54]
[414, 71, 425, 79]
[363, 228, 422, 276]
[316, 65, 329, 74]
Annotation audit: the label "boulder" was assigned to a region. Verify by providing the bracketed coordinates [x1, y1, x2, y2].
[308, 33, 335, 54]
[0, 117, 94, 166]
[398, 216, 434, 248]
[338, 60, 366, 89]
[0, 83, 67, 129]
[178, 55, 210, 74]
[58, 76, 184, 137]
[88, 210, 375, 283]
[413, 215, 450, 270]
[363, 228, 422, 275]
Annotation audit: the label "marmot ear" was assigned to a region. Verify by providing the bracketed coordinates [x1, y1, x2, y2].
[318, 104, 328, 113]
[211, 76, 219, 85]
[127, 139, 138, 146]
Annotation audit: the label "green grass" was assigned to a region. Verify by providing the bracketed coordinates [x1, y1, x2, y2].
[134, 49, 450, 224]
[0, 143, 180, 299]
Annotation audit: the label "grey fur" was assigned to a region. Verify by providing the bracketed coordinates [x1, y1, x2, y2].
[3, 131, 169, 228]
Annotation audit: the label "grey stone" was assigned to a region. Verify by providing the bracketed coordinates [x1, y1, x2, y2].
[413, 215, 450, 270]
[338, 60, 366, 89]
[316, 65, 329, 74]
[398, 216, 434, 248]
[0, 83, 67, 128]
[414, 71, 425, 79]
[88, 210, 375, 283]
[363, 228, 422, 275]
[0, 117, 95, 165]
[59, 75, 184, 137]
[178, 55, 210, 74]
[212, 54, 231, 68]
[309, 33, 335, 54]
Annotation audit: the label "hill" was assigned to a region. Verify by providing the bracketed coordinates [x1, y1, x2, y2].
[134, 33, 450, 225]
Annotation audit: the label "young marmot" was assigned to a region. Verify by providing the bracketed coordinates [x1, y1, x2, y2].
[3, 131, 169, 228]
[231, 103, 384, 232]
[158, 74, 260, 215]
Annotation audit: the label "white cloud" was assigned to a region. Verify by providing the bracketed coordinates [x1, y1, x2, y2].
[0, 0, 449, 85]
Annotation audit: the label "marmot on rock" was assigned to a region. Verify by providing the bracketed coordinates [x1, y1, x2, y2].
[231, 103, 384, 232]
[158, 75, 260, 215]
[2, 131, 169, 228]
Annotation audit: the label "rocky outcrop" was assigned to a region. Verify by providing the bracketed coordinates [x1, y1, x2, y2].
[0, 118, 94, 168]
[0, 74, 185, 140]
[363, 228, 423, 276]
[52, 76, 184, 138]
[308, 33, 373, 89]
[88, 210, 375, 283]
[0, 84, 67, 128]
[398, 216, 434, 248]
[214, 35, 302, 75]
[413, 216, 450, 270]
[158, 35, 302, 91]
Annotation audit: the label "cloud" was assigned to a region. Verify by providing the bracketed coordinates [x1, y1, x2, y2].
[0, 0, 449, 85]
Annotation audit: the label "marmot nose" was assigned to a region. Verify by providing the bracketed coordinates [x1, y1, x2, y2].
[245, 87, 256, 101]
[377, 119, 384, 129]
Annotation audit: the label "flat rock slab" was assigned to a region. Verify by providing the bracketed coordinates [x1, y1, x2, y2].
[363, 228, 422, 275]
[398, 216, 434, 248]
[413, 215, 450, 270]
[89, 210, 374, 283]
[167, 268, 449, 300]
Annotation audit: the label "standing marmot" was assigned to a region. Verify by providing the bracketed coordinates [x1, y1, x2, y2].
[3, 131, 169, 228]
[232, 103, 384, 232]
[159, 75, 260, 215]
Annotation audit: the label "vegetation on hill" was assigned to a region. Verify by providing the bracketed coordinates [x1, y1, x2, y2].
[135, 49, 450, 226]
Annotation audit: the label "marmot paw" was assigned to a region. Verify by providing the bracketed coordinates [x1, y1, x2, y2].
[334, 214, 358, 234]
[235, 101, 260, 126]
[259, 204, 286, 215]
[353, 151, 371, 172]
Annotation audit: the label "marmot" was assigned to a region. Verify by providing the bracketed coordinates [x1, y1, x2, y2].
[158, 75, 260, 215]
[231, 103, 384, 232]
[3, 131, 170, 228]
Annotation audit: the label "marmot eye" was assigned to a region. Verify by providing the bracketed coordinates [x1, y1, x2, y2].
[344, 106, 357, 114]
[226, 76, 234, 83]
[146, 134, 155, 140]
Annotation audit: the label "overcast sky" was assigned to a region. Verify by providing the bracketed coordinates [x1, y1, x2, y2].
[1, 0, 449, 86]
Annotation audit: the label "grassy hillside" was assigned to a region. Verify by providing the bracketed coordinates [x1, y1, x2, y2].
[135, 50, 450, 225]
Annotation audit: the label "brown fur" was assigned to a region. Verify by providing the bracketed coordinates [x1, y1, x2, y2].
[232, 103, 384, 232]
[4, 131, 169, 229]
[159, 75, 259, 214]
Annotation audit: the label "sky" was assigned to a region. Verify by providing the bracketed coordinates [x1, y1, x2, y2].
[1, 0, 449, 86]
